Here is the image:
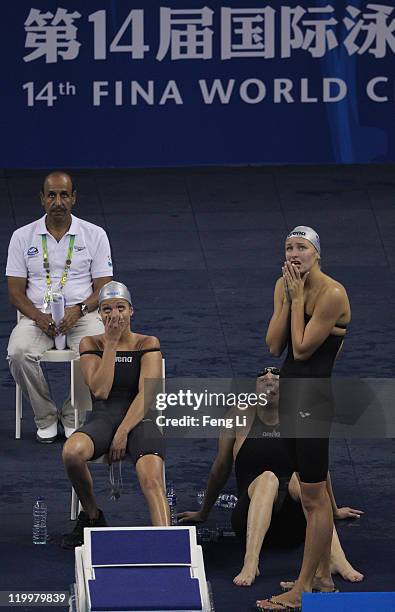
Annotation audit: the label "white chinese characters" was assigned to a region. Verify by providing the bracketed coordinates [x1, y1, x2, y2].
[156, 7, 214, 60]
[343, 3, 395, 58]
[23, 4, 395, 63]
[24, 8, 81, 63]
[281, 5, 338, 58]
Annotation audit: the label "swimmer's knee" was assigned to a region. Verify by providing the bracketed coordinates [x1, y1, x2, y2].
[138, 472, 163, 493]
[259, 471, 279, 487]
[62, 434, 92, 465]
[248, 471, 279, 498]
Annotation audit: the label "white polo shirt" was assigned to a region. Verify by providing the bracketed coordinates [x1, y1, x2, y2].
[6, 214, 113, 309]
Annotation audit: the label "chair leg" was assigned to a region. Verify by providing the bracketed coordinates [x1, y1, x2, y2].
[71, 487, 79, 521]
[71, 361, 78, 429]
[15, 384, 22, 439]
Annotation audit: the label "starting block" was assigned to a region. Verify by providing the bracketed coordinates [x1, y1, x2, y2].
[302, 591, 395, 611]
[74, 526, 212, 612]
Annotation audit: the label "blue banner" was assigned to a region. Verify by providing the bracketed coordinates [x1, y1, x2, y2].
[2, 1, 395, 167]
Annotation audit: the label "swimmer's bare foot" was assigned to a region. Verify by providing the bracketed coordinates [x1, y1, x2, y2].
[330, 558, 364, 582]
[233, 558, 260, 587]
[256, 589, 302, 610]
[280, 577, 336, 592]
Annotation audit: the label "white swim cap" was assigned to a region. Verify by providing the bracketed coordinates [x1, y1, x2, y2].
[286, 226, 321, 254]
[98, 281, 132, 305]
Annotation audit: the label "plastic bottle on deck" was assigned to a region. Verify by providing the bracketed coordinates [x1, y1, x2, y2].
[166, 482, 178, 525]
[196, 490, 238, 509]
[33, 496, 47, 545]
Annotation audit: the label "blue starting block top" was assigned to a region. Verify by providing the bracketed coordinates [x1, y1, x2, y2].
[90, 529, 192, 566]
[89, 566, 202, 611]
[302, 592, 395, 611]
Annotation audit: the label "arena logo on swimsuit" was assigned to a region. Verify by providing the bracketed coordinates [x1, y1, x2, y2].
[115, 356, 133, 363]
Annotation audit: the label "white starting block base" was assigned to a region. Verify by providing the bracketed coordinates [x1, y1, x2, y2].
[74, 526, 211, 612]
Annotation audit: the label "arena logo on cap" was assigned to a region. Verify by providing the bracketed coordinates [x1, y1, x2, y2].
[289, 231, 306, 237]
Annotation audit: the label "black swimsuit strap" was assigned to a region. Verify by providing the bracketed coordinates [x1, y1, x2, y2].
[80, 348, 161, 358]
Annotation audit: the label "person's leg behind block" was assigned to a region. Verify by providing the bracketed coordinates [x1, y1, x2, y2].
[136, 454, 169, 525]
[61, 431, 107, 549]
[129, 417, 169, 526]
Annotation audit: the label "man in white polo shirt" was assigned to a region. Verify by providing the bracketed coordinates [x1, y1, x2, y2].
[6, 171, 113, 443]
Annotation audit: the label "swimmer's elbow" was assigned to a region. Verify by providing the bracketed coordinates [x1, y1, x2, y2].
[293, 349, 311, 361]
[89, 374, 112, 400]
[269, 347, 282, 358]
[267, 341, 284, 357]
[266, 334, 277, 354]
[92, 387, 110, 400]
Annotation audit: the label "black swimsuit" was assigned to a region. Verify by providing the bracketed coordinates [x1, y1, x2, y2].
[279, 313, 346, 483]
[77, 349, 165, 463]
[231, 414, 306, 548]
[281, 313, 345, 378]
[234, 414, 293, 493]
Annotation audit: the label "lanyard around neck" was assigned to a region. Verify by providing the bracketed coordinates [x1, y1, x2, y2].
[41, 233, 76, 294]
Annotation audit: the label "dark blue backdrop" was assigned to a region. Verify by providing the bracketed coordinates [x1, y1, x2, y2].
[2, 0, 395, 167]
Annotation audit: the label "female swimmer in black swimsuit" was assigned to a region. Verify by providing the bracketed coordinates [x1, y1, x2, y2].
[179, 369, 362, 588]
[257, 226, 352, 611]
[61, 281, 169, 549]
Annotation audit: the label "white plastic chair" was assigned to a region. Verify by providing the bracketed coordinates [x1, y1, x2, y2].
[14, 312, 79, 439]
[70, 358, 166, 520]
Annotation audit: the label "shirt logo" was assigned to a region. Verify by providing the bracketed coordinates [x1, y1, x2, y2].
[108, 257, 113, 268]
[74, 245, 86, 252]
[27, 246, 39, 257]
[115, 356, 133, 363]
[299, 411, 311, 418]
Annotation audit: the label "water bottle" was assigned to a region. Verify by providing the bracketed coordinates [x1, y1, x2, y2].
[196, 489, 205, 506]
[166, 482, 177, 525]
[216, 523, 236, 539]
[32, 496, 47, 545]
[197, 527, 220, 544]
[50, 292, 66, 350]
[197, 490, 238, 509]
[215, 493, 238, 509]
